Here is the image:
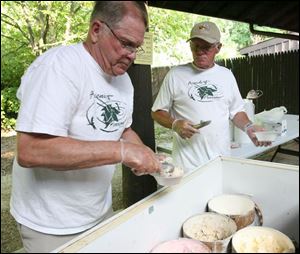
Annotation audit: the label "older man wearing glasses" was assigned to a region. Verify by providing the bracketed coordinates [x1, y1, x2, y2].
[152, 21, 270, 173]
[10, 2, 160, 253]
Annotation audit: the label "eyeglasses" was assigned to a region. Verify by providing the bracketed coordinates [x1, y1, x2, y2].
[101, 20, 143, 54]
[191, 43, 218, 53]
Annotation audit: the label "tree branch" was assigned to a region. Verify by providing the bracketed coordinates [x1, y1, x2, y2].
[1, 33, 28, 44]
[36, 1, 50, 45]
[1, 13, 30, 42]
[40, 33, 87, 49]
[43, 14, 50, 45]
[19, 2, 36, 49]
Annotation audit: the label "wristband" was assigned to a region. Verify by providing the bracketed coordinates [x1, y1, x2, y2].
[244, 122, 254, 132]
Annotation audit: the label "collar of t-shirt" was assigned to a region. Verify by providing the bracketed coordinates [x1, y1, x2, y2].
[191, 62, 215, 72]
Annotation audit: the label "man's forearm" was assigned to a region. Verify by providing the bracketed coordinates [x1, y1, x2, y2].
[17, 132, 122, 170]
[232, 111, 252, 131]
[121, 127, 143, 145]
[151, 110, 174, 129]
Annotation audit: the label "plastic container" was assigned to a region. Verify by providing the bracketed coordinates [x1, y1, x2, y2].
[151, 172, 183, 186]
[254, 131, 280, 142]
[256, 106, 287, 124]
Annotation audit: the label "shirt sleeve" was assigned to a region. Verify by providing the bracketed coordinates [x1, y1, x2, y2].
[16, 62, 81, 137]
[124, 75, 134, 129]
[151, 70, 174, 113]
[228, 71, 245, 120]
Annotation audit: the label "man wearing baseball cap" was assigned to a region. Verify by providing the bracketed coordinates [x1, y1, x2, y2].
[152, 21, 270, 172]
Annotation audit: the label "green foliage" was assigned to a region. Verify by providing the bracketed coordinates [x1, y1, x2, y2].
[149, 7, 197, 66]
[148, 9, 283, 65]
[154, 122, 173, 144]
[1, 87, 19, 130]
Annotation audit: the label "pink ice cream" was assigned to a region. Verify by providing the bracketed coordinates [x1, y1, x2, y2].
[151, 238, 211, 253]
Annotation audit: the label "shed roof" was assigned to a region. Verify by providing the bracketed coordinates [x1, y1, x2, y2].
[148, 1, 299, 33]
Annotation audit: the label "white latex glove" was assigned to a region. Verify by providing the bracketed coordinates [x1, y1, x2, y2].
[245, 124, 272, 147]
[120, 139, 161, 176]
[172, 119, 199, 139]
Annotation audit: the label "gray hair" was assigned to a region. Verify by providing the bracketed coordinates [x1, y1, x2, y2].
[90, 1, 148, 29]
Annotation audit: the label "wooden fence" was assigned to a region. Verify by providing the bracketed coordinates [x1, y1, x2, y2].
[152, 50, 299, 114]
[216, 50, 299, 114]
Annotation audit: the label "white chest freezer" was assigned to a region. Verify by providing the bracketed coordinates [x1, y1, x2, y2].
[53, 156, 299, 253]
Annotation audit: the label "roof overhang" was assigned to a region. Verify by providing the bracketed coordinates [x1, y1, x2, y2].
[148, 1, 299, 35]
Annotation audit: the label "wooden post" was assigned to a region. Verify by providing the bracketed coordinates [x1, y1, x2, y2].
[122, 64, 157, 207]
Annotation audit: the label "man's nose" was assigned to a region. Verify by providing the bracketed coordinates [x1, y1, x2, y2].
[126, 51, 137, 61]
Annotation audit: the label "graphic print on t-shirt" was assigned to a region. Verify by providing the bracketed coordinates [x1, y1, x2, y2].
[86, 91, 127, 132]
[188, 80, 223, 102]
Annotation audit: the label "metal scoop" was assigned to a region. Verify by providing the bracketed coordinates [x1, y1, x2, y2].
[161, 162, 175, 174]
[132, 162, 174, 176]
[192, 120, 211, 129]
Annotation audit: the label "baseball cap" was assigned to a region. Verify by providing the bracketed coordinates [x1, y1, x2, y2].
[187, 21, 221, 44]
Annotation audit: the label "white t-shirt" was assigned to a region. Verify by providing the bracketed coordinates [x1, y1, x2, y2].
[152, 63, 245, 172]
[10, 43, 133, 235]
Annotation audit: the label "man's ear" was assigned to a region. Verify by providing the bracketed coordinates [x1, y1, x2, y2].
[216, 43, 222, 53]
[90, 20, 102, 43]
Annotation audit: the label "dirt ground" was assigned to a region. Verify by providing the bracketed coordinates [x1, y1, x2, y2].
[1, 132, 22, 253]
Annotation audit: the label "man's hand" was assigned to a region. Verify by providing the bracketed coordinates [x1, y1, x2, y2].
[245, 124, 272, 147]
[120, 141, 161, 175]
[172, 119, 199, 139]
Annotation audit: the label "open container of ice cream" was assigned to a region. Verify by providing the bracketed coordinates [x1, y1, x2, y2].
[151, 162, 184, 186]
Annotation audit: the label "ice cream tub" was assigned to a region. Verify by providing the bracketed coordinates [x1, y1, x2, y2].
[232, 226, 295, 253]
[182, 212, 237, 253]
[207, 194, 263, 230]
[150, 238, 211, 253]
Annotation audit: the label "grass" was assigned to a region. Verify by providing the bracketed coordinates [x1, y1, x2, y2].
[154, 122, 173, 144]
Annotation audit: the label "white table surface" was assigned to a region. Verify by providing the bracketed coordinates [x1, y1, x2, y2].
[156, 114, 299, 159]
[231, 114, 299, 158]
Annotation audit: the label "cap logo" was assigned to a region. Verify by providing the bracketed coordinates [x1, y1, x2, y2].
[198, 24, 209, 31]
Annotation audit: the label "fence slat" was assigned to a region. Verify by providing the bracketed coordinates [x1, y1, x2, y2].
[216, 51, 299, 114]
